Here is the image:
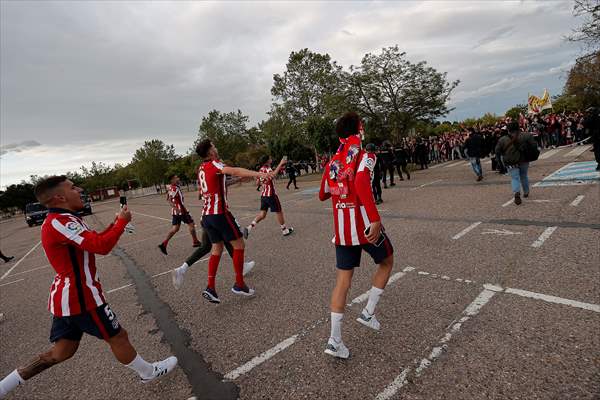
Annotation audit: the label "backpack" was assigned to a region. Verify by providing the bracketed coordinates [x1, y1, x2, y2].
[519, 136, 540, 162]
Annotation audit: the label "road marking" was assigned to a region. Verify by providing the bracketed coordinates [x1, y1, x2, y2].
[134, 212, 171, 222]
[0, 278, 25, 287]
[376, 288, 496, 399]
[531, 226, 557, 248]
[443, 161, 463, 168]
[539, 148, 561, 159]
[563, 145, 590, 158]
[483, 159, 492, 165]
[570, 195, 585, 206]
[534, 161, 599, 187]
[106, 283, 134, 294]
[410, 179, 443, 191]
[224, 335, 299, 381]
[0, 241, 41, 280]
[505, 287, 600, 313]
[451, 222, 481, 240]
[428, 163, 444, 169]
[501, 198, 514, 207]
[481, 229, 522, 236]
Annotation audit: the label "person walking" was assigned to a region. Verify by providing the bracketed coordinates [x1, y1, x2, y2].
[393, 145, 410, 181]
[464, 128, 484, 181]
[380, 142, 395, 188]
[495, 122, 539, 205]
[366, 144, 383, 204]
[285, 160, 299, 190]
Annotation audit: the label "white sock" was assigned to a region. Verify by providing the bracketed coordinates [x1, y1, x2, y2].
[330, 312, 344, 343]
[179, 262, 189, 273]
[365, 286, 384, 315]
[126, 354, 154, 379]
[281, 224, 287, 231]
[0, 370, 24, 397]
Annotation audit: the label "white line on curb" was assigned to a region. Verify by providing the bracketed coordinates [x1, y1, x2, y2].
[570, 195, 585, 206]
[451, 222, 481, 240]
[0, 241, 41, 280]
[531, 226, 557, 248]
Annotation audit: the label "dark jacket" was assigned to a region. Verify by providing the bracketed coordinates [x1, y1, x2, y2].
[495, 131, 537, 165]
[393, 148, 408, 165]
[464, 133, 484, 158]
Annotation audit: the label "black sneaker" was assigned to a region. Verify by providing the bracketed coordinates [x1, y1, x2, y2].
[514, 193, 522, 205]
[158, 243, 168, 255]
[3, 256, 14, 263]
[523, 192, 529, 198]
[231, 284, 255, 296]
[243, 227, 250, 239]
[202, 287, 221, 304]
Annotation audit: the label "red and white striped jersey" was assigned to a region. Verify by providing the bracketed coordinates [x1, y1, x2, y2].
[198, 159, 228, 215]
[259, 166, 275, 197]
[167, 183, 187, 215]
[319, 135, 380, 246]
[41, 209, 128, 316]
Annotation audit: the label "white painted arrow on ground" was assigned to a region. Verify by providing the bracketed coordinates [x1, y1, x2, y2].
[481, 229, 522, 236]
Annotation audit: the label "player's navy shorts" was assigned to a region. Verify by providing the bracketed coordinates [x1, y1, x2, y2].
[172, 212, 194, 225]
[201, 212, 242, 243]
[49, 303, 121, 342]
[335, 233, 393, 270]
[260, 195, 282, 212]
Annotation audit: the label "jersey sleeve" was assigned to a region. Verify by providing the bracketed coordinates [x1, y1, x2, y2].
[355, 153, 380, 222]
[50, 215, 128, 255]
[212, 161, 225, 173]
[318, 166, 331, 201]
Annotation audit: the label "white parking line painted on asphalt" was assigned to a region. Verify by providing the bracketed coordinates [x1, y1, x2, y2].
[106, 283, 134, 294]
[134, 212, 171, 222]
[376, 288, 496, 399]
[563, 145, 590, 158]
[224, 335, 300, 381]
[443, 161, 463, 168]
[531, 226, 557, 248]
[0, 278, 25, 287]
[501, 198, 514, 207]
[410, 179, 443, 191]
[451, 222, 481, 240]
[0, 241, 41, 280]
[428, 163, 444, 169]
[505, 287, 600, 313]
[570, 195, 585, 206]
[539, 148, 561, 159]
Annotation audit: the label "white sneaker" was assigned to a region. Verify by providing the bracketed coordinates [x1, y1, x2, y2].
[141, 356, 178, 383]
[171, 267, 186, 290]
[282, 227, 294, 236]
[125, 222, 136, 234]
[243, 261, 255, 276]
[324, 338, 349, 359]
[356, 310, 380, 331]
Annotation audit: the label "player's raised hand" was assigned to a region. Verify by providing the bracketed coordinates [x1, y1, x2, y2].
[118, 205, 132, 222]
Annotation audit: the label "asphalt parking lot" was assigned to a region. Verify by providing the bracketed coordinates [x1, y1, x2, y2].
[1, 145, 598, 399]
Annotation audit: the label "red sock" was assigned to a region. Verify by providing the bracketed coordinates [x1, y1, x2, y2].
[233, 249, 245, 288]
[207, 254, 221, 290]
[162, 240, 169, 247]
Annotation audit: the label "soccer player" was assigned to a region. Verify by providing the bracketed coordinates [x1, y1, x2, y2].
[318, 112, 394, 359]
[0, 176, 177, 398]
[195, 139, 271, 304]
[243, 155, 294, 238]
[158, 174, 201, 255]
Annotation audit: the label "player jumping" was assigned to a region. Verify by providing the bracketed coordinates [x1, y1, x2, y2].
[243, 155, 294, 239]
[0, 176, 177, 398]
[158, 174, 201, 255]
[318, 112, 394, 359]
[194, 139, 271, 304]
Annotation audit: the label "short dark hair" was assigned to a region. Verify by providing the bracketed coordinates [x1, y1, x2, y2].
[195, 139, 213, 158]
[258, 155, 270, 166]
[507, 122, 520, 133]
[167, 174, 177, 182]
[34, 175, 68, 205]
[335, 112, 361, 139]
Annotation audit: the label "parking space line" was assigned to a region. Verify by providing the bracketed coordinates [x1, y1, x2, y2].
[410, 179, 443, 191]
[376, 288, 496, 399]
[539, 148, 561, 159]
[504, 287, 600, 313]
[134, 212, 171, 222]
[563, 145, 590, 158]
[0, 278, 25, 287]
[0, 241, 41, 280]
[451, 222, 481, 240]
[531, 226, 557, 248]
[570, 195, 585, 206]
[106, 283, 134, 294]
[501, 198, 514, 207]
[443, 161, 463, 168]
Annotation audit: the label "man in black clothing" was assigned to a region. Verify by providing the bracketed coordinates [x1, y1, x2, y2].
[415, 139, 428, 170]
[464, 128, 484, 181]
[585, 108, 600, 171]
[380, 142, 395, 188]
[394, 145, 410, 180]
[366, 144, 383, 204]
[286, 160, 299, 189]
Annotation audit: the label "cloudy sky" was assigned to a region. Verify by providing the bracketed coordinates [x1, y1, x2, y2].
[0, 1, 580, 187]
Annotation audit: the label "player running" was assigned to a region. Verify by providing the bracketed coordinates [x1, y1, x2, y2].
[158, 174, 201, 255]
[0, 176, 177, 398]
[194, 139, 271, 304]
[318, 112, 394, 359]
[243, 155, 294, 239]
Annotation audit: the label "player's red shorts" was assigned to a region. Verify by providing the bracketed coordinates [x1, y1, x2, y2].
[201, 212, 242, 243]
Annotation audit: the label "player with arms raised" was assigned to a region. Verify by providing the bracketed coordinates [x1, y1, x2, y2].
[318, 112, 394, 359]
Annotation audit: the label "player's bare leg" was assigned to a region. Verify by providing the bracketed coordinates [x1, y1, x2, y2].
[186, 222, 200, 246]
[158, 224, 180, 255]
[357, 255, 393, 332]
[244, 211, 266, 238]
[326, 269, 354, 359]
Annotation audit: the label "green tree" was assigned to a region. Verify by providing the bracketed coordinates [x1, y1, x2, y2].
[505, 104, 527, 120]
[197, 110, 250, 164]
[131, 140, 177, 186]
[563, 52, 600, 109]
[0, 183, 36, 212]
[346, 45, 459, 140]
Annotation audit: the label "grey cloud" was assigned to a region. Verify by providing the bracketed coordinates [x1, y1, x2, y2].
[0, 140, 41, 156]
[473, 26, 515, 49]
